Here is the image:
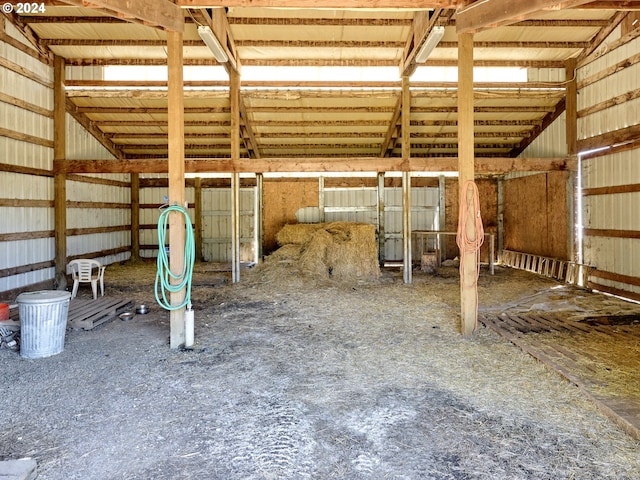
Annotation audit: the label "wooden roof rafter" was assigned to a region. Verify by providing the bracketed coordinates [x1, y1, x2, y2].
[455, 0, 600, 34]
[239, 99, 261, 159]
[228, 17, 413, 27]
[379, 94, 403, 158]
[58, 0, 185, 32]
[402, 9, 452, 77]
[578, 10, 628, 63]
[190, 6, 241, 73]
[2, 12, 52, 62]
[178, 0, 460, 7]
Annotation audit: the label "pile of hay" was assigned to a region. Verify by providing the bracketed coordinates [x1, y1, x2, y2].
[264, 222, 380, 281]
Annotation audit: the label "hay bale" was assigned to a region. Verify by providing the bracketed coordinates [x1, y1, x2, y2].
[299, 229, 333, 277]
[325, 223, 380, 279]
[269, 244, 302, 263]
[276, 223, 323, 246]
[267, 222, 380, 281]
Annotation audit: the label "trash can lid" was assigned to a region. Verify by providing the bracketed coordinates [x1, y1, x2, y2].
[16, 290, 72, 304]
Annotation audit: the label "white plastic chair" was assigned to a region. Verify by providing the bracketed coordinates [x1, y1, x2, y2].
[69, 259, 106, 300]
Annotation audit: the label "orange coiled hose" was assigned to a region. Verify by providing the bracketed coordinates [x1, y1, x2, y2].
[456, 180, 484, 329]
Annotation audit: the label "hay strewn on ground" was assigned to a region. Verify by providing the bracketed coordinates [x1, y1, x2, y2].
[3, 264, 640, 479]
[265, 222, 380, 281]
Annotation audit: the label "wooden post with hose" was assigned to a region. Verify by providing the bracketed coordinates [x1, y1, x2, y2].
[457, 33, 481, 336]
[167, 27, 186, 348]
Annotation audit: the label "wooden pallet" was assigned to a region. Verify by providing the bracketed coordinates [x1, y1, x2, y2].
[67, 297, 134, 330]
[481, 311, 640, 440]
[4, 297, 134, 331]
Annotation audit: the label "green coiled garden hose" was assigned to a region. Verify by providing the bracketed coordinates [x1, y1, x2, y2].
[155, 205, 195, 311]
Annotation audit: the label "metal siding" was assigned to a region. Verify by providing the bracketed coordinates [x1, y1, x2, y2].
[66, 65, 104, 81]
[582, 151, 640, 289]
[0, 28, 55, 292]
[324, 188, 377, 224]
[578, 35, 640, 295]
[67, 115, 116, 160]
[201, 187, 255, 262]
[583, 149, 640, 188]
[519, 68, 567, 158]
[519, 113, 567, 158]
[64, 113, 128, 263]
[384, 188, 402, 260]
[578, 36, 640, 141]
[139, 184, 196, 258]
[140, 186, 164, 255]
[383, 186, 439, 261]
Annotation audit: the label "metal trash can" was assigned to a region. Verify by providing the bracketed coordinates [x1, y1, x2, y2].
[17, 290, 71, 359]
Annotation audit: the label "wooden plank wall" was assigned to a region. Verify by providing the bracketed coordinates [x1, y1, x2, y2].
[444, 178, 498, 263]
[503, 171, 568, 259]
[263, 178, 319, 253]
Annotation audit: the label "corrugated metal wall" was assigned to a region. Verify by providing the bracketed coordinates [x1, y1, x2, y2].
[201, 187, 256, 263]
[1, 23, 55, 294]
[385, 187, 439, 261]
[0, 24, 127, 295]
[65, 114, 129, 268]
[520, 68, 568, 158]
[579, 30, 640, 297]
[139, 181, 195, 259]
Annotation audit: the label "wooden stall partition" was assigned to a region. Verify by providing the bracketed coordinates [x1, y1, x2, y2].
[444, 178, 498, 263]
[263, 178, 319, 254]
[503, 171, 569, 259]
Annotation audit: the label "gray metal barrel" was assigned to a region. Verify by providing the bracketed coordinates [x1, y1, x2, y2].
[17, 291, 71, 359]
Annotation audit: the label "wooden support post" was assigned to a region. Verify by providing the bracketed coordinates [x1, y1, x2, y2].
[377, 172, 385, 267]
[53, 56, 66, 279]
[130, 173, 140, 261]
[566, 57, 579, 263]
[401, 76, 412, 284]
[256, 173, 264, 262]
[167, 28, 186, 349]
[194, 177, 203, 262]
[230, 69, 241, 283]
[458, 32, 477, 336]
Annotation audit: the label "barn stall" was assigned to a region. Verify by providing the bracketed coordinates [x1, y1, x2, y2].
[1, 2, 640, 478]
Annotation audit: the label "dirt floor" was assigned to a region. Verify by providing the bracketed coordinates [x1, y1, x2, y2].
[2, 261, 640, 479]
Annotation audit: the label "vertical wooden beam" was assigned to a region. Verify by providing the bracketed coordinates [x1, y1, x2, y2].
[194, 177, 203, 262]
[130, 173, 140, 261]
[256, 173, 264, 262]
[53, 56, 66, 279]
[458, 32, 477, 337]
[401, 75, 412, 284]
[230, 69, 241, 283]
[565, 57, 578, 263]
[377, 172, 385, 267]
[167, 27, 186, 349]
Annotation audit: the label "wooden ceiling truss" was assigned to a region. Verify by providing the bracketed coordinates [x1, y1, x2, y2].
[4, 0, 638, 172]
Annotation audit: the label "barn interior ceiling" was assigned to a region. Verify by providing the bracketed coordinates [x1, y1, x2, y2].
[6, 1, 639, 163]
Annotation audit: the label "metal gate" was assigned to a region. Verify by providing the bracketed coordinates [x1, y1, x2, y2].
[322, 186, 440, 262]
